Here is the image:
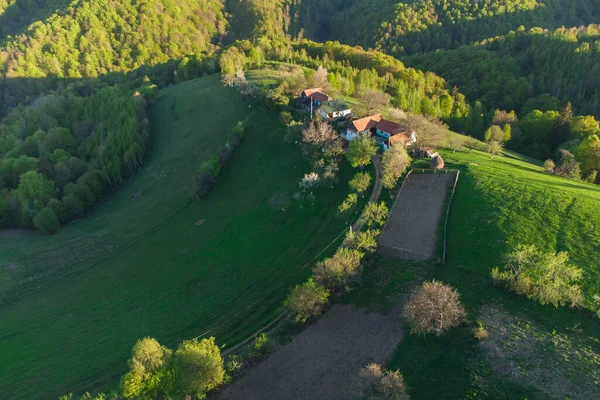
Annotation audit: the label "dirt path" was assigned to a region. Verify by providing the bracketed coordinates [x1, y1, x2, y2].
[369, 154, 383, 203]
[214, 305, 404, 400]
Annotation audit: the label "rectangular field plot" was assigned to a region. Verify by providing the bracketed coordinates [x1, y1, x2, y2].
[379, 172, 457, 260]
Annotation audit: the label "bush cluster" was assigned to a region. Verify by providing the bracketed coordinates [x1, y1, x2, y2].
[285, 199, 389, 323]
[194, 122, 245, 199]
[491, 245, 584, 308]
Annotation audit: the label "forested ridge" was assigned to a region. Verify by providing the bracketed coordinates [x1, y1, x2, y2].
[299, 0, 600, 55]
[2, 0, 600, 234]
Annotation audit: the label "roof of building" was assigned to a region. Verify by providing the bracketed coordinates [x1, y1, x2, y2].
[302, 88, 332, 102]
[320, 99, 351, 114]
[349, 114, 382, 132]
[376, 119, 412, 135]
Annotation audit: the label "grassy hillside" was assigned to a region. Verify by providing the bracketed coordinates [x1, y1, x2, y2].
[0, 74, 356, 399]
[347, 139, 600, 399]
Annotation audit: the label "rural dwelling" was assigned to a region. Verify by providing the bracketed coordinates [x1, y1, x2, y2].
[297, 88, 332, 113]
[374, 119, 417, 151]
[318, 100, 352, 121]
[344, 114, 417, 151]
[344, 114, 383, 141]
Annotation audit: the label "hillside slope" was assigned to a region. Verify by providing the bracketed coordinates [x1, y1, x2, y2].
[0, 74, 355, 399]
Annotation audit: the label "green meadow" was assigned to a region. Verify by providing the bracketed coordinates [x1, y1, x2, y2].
[0, 75, 355, 399]
[348, 142, 600, 399]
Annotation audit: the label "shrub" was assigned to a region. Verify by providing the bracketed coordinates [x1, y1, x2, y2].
[473, 322, 489, 340]
[349, 172, 372, 193]
[543, 159, 556, 173]
[403, 281, 466, 336]
[358, 364, 410, 400]
[491, 245, 583, 308]
[194, 157, 220, 199]
[486, 140, 504, 157]
[33, 207, 60, 234]
[248, 333, 271, 361]
[344, 229, 380, 253]
[172, 337, 225, 399]
[359, 201, 389, 228]
[285, 279, 330, 323]
[338, 193, 358, 214]
[312, 248, 364, 290]
[279, 111, 293, 124]
[225, 355, 242, 376]
[555, 149, 581, 179]
[229, 122, 245, 149]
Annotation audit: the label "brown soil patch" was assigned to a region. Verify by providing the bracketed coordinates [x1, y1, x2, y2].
[379, 172, 455, 260]
[479, 305, 600, 399]
[214, 304, 404, 400]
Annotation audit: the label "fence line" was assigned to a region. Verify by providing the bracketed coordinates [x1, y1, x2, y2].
[377, 245, 435, 262]
[442, 170, 461, 265]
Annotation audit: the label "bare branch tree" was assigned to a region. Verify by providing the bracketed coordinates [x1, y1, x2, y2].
[403, 281, 466, 336]
[302, 119, 338, 145]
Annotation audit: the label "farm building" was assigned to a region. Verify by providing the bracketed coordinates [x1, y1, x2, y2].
[297, 88, 332, 113]
[344, 114, 417, 151]
[318, 99, 352, 121]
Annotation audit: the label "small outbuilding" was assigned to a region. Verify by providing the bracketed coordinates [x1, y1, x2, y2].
[318, 100, 352, 121]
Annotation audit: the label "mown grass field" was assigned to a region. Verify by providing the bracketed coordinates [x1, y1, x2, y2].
[346, 143, 600, 399]
[0, 74, 356, 399]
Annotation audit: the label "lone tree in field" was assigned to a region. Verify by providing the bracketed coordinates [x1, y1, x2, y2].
[121, 337, 172, 399]
[491, 245, 583, 308]
[403, 281, 466, 336]
[285, 279, 330, 323]
[349, 172, 372, 194]
[345, 135, 378, 168]
[382, 146, 412, 189]
[172, 337, 225, 398]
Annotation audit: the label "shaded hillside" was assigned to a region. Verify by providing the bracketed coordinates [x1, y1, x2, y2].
[406, 25, 600, 118]
[298, 0, 600, 55]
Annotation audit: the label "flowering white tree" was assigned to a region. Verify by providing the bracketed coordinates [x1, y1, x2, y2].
[299, 172, 320, 190]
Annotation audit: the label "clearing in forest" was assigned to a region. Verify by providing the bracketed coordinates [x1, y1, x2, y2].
[215, 305, 404, 400]
[379, 172, 456, 260]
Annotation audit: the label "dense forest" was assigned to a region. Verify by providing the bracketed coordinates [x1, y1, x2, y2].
[0, 78, 157, 232]
[0, 0, 226, 110]
[299, 0, 600, 55]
